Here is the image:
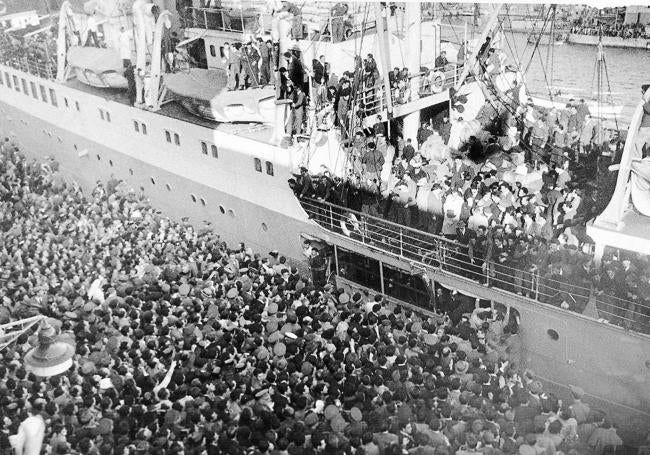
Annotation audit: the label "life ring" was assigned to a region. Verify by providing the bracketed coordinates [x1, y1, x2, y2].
[431, 71, 445, 93]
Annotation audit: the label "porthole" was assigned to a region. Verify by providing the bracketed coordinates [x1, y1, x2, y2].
[228, 209, 235, 218]
[96, 154, 101, 161]
[150, 177, 156, 185]
[73, 144, 78, 150]
[129, 168, 134, 175]
[47, 131, 52, 137]
[191, 194, 197, 203]
[139, 186, 145, 192]
[547, 329, 559, 341]
[261, 222, 268, 231]
[57, 136, 62, 143]
[166, 183, 171, 191]
[219, 205, 225, 214]
[109, 160, 113, 167]
[200, 198, 206, 206]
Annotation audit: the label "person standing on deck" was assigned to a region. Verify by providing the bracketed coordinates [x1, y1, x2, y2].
[330, 2, 348, 43]
[289, 85, 305, 141]
[124, 64, 137, 106]
[227, 43, 241, 90]
[240, 42, 260, 89]
[85, 11, 100, 47]
[259, 39, 272, 85]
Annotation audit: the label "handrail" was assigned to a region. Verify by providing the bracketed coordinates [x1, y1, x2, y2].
[298, 196, 650, 334]
[184, 6, 260, 34]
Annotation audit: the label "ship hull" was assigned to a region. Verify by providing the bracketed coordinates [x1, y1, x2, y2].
[1, 66, 650, 443]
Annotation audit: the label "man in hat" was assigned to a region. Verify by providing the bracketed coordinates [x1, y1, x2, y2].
[569, 385, 590, 424]
[240, 41, 260, 89]
[289, 85, 306, 141]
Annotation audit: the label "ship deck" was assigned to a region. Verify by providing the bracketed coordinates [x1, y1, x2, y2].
[588, 209, 650, 256]
[62, 79, 276, 143]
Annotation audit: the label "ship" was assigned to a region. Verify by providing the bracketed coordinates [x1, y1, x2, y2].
[1, 0, 649, 444]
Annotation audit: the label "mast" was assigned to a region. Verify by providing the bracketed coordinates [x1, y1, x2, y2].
[402, 2, 421, 143]
[374, 2, 393, 118]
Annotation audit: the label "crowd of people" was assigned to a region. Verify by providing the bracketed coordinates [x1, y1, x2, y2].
[570, 21, 650, 40]
[292, 42, 650, 333]
[0, 29, 57, 79]
[0, 137, 635, 455]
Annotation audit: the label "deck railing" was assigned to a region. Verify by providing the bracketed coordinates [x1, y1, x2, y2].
[184, 7, 261, 34]
[0, 54, 55, 80]
[299, 197, 650, 334]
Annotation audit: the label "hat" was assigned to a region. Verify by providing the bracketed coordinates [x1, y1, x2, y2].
[454, 360, 469, 374]
[410, 321, 422, 333]
[268, 331, 283, 344]
[324, 404, 339, 420]
[256, 347, 270, 361]
[350, 407, 362, 422]
[423, 333, 438, 346]
[226, 288, 239, 299]
[266, 320, 278, 333]
[285, 332, 298, 340]
[179, 283, 190, 296]
[301, 361, 314, 376]
[339, 293, 350, 304]
[99, 378, 113, 390]
[331, 416, 347, 433]
[268, 302, 278, 315]
[273, 342, 286, 357]
[305, 413, 319, 426]
[569, 384, 585, 399]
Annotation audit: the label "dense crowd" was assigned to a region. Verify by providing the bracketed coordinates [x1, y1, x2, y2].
[1, 134, 638, 453]
[293, 41, 650, 332]
[570, 22, 650, 40]
[0, 29, 57, 79]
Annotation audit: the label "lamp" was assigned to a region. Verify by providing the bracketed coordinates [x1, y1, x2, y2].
[23, 319, 74, 377]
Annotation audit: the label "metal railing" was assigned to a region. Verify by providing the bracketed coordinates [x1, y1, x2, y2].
[299, 197, 650, 334]
[184, 7, 261, 34]
[0, 54, 55, 80]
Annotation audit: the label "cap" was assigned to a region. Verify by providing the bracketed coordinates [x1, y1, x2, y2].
[273, 342, 286, 357]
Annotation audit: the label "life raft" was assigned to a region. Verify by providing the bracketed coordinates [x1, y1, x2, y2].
[430, 70, 445, 93]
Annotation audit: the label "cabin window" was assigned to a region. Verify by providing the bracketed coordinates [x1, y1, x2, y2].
[4, 72, 11, 87]
[382, 263, 430, 308]
[21, 79, 27, 95]
[75, 101, 80, 111]
[219, 46, 226, 58]
[0, 73, 3, 85]
[99, 109, 105, 120]
[39, 85, 47, 102]
[49, 89, 58, 107]
[336, 247, 382, 293]
[254, 158, 262, 172]
[13, 75, 19, 91]
[201, 141, 208, 155]
[190, 194, 197, 203]
[211, 144, 218, 158]
[64, 97, 69, 107]
[133, 120, 140, 132]
[209, 45, 216, 57]
[165, 130, 171, 143]
[30, 82, 37, 99]
[141, 123, 147, 135]
[174, 133, 180, 146]
[265, 161, 274, 176]
[200, 197, 207, 206]
[105, 111, 111, 122]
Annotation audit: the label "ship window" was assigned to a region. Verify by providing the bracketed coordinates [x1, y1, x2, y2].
[134, 120, 140, 132]
[129, 168, 134, 175]
[219, 46, 226, 58]
[209, 45, 216, 57]
[547, 329, 559, 341]
[165, 130, 171, 143]
[201, 141, 208, 155]
[211, 144, 218, 158]
[265, 161, 274, 175]
[191, 194, 197, 203]
[254, 157, 262, 172]
[105, 111, 111, 122]
[336, 246, 382, 293]
[261, 222, 268, 231]
[64, 97, 69, 107]
[30, 82, 37, 99]
[0, 73, 3, 85]
[13, 75, 19, 91]
[21, 79, 28, 95]
[141, 123, 147, 135]
[96, 154, 101, 160]
[200, 197, 206, 206]
[109, 159, 113, 166]
[174, 133, 180, 146]
[39, 85, 47, 102]
[382, 263, 430, 308]
[228, 209, 235, 218]
[99, 109, 105, 120]
[75, 101, 80, 111]
[49, 89, 58, 107]
[219, 205, 225, 214]
[150, 177, 156, 185]
[4, 72, 10, 87]
[166, 183, 172, 191]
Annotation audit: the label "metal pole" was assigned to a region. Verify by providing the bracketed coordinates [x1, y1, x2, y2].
[374, 2, 394, 117]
